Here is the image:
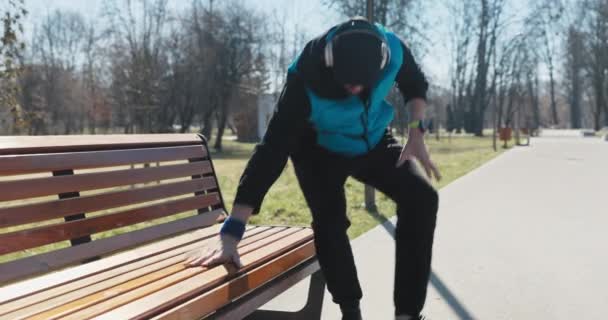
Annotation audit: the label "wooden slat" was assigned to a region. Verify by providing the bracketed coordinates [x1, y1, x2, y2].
[0, 161, 212, 202]
[0, 177, 218, 228]
[0, 227, 279, 319]
[0, 134, 204, 155]
[0, 227, 272, 316]
[0, 193, 221, 255]
[0, 145, 207, 176]
[60, 230, 312, 320]
[0, 224, 231, 303]
[152, 242, 316, 320]
[27, 228, 311, 320]
[0, 210, 223, 284]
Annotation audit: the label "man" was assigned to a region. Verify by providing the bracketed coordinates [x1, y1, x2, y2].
[185, 17, 440, 320]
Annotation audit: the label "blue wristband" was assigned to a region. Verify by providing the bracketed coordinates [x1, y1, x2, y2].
[220, 216, 246, 241]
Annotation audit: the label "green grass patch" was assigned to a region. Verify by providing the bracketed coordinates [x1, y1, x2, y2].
[212, 135, 505, 239]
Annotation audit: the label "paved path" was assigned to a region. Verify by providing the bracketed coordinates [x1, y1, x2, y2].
[261, 136, 608, 319]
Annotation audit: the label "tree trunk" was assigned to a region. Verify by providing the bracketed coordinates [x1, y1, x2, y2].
[548, 65, 559, 126]
[214, 105, 229, 151]
[593, 106, 601, 131]
[570, 94, 582, 129]
[592, 71, 606, 131]
[179, 119, 191, 133]
[473, 111, 485, 137]
[201, 111, 214, 142]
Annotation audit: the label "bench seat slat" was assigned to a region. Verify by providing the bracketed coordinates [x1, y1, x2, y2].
[151, 241, 316, 320]
[0, 161, 212, 202]
[0, 223, 230, 303]
[26, 228, 311, 320]
[0, 209, 223, 284]
[0, 193, 221, 255]
[0, 177, 217, 228]
[65, 230, 312, 320]
[0, 227, 279, 320]
[0, 145, 207, 176]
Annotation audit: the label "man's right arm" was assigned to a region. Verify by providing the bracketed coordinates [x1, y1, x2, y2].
[230, 72, 311, 221]
[185, 73, 311, 268]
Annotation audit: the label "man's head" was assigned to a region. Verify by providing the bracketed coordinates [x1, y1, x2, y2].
[325, 18, 390, 94]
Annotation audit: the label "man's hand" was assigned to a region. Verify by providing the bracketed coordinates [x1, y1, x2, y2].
[184, 205, 253, 269]
[184, 233, 243, 268]
[396, 128, 442, 181]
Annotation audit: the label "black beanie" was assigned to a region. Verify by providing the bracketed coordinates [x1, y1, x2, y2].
[332, 31, 384, 88]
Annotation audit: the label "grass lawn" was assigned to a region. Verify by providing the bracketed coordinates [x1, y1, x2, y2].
[212, 135, 505, 239]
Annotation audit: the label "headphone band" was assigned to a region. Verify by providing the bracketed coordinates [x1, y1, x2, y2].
[324, 24, 390, 70]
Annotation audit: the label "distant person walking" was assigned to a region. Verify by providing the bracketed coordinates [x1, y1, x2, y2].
[186, 17, 441, 320]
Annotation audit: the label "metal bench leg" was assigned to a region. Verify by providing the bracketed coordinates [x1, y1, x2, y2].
[244, 270, 326, 320]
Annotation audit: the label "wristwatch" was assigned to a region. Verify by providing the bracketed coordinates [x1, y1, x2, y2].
[408, 119, 426, 133]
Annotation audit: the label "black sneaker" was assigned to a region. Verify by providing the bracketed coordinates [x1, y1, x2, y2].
[340, 305, 362, 320]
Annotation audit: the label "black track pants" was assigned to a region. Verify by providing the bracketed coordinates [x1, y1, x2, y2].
[291, 134, 439, 316]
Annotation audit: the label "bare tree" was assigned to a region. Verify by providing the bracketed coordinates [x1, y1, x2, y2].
[211, 1, 268, 150]
[447, 0, 475, 134]
[81, 21, 110, 133]
[1, 0, 27, 133]
[579, 0, 608, 130]
[104, 0, 171, 133]
[527, 0, 566, 127]
[29, 9, 86, 134]
[465, 0, 507, 136]
[564, 26, 585, 129]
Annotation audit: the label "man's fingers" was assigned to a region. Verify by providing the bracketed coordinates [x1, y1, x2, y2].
[232, 253, 243, 269]
[186, 248, 215, 267]
[423, 160, 442, 182]
[423, 164, 432, 179]
[431, 163, 442, 181]
[418, 157, 430, 178]
[184, 249, 205, 266]
[185, 254, 207, 267]
[201, 252, 222, 267]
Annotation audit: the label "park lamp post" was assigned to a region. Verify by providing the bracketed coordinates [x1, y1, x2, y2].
[364, 0, 378, 212]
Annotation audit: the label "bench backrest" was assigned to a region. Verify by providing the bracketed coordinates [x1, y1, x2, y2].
[0, 134, 226, 284]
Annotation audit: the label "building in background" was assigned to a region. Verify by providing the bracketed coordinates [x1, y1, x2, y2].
[257, 94, 276, 140]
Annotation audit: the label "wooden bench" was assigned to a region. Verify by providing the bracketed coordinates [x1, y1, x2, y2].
[0, 134, 324, 320]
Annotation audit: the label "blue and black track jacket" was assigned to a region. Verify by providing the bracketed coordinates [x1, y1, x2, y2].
[233, 25, 429, 214]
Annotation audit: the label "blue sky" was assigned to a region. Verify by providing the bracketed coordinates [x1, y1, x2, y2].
[22, 0, 538, 88]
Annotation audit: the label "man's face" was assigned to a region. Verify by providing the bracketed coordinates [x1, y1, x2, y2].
[344, 84, 364, 95]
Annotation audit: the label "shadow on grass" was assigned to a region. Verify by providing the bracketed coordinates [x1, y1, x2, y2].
[368, 209, 475, 320]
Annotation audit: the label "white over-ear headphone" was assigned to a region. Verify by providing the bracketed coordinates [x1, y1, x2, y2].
[324, 28, 390, 70]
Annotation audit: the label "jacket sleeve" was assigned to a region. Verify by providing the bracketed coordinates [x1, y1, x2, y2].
[395, 40, 429, 103]
[232, 72, 311, 214]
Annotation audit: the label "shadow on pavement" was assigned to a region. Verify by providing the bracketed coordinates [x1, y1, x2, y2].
[368, 210, 475, 320]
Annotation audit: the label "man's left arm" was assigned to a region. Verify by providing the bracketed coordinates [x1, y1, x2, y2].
[394, 41, 442, 181]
